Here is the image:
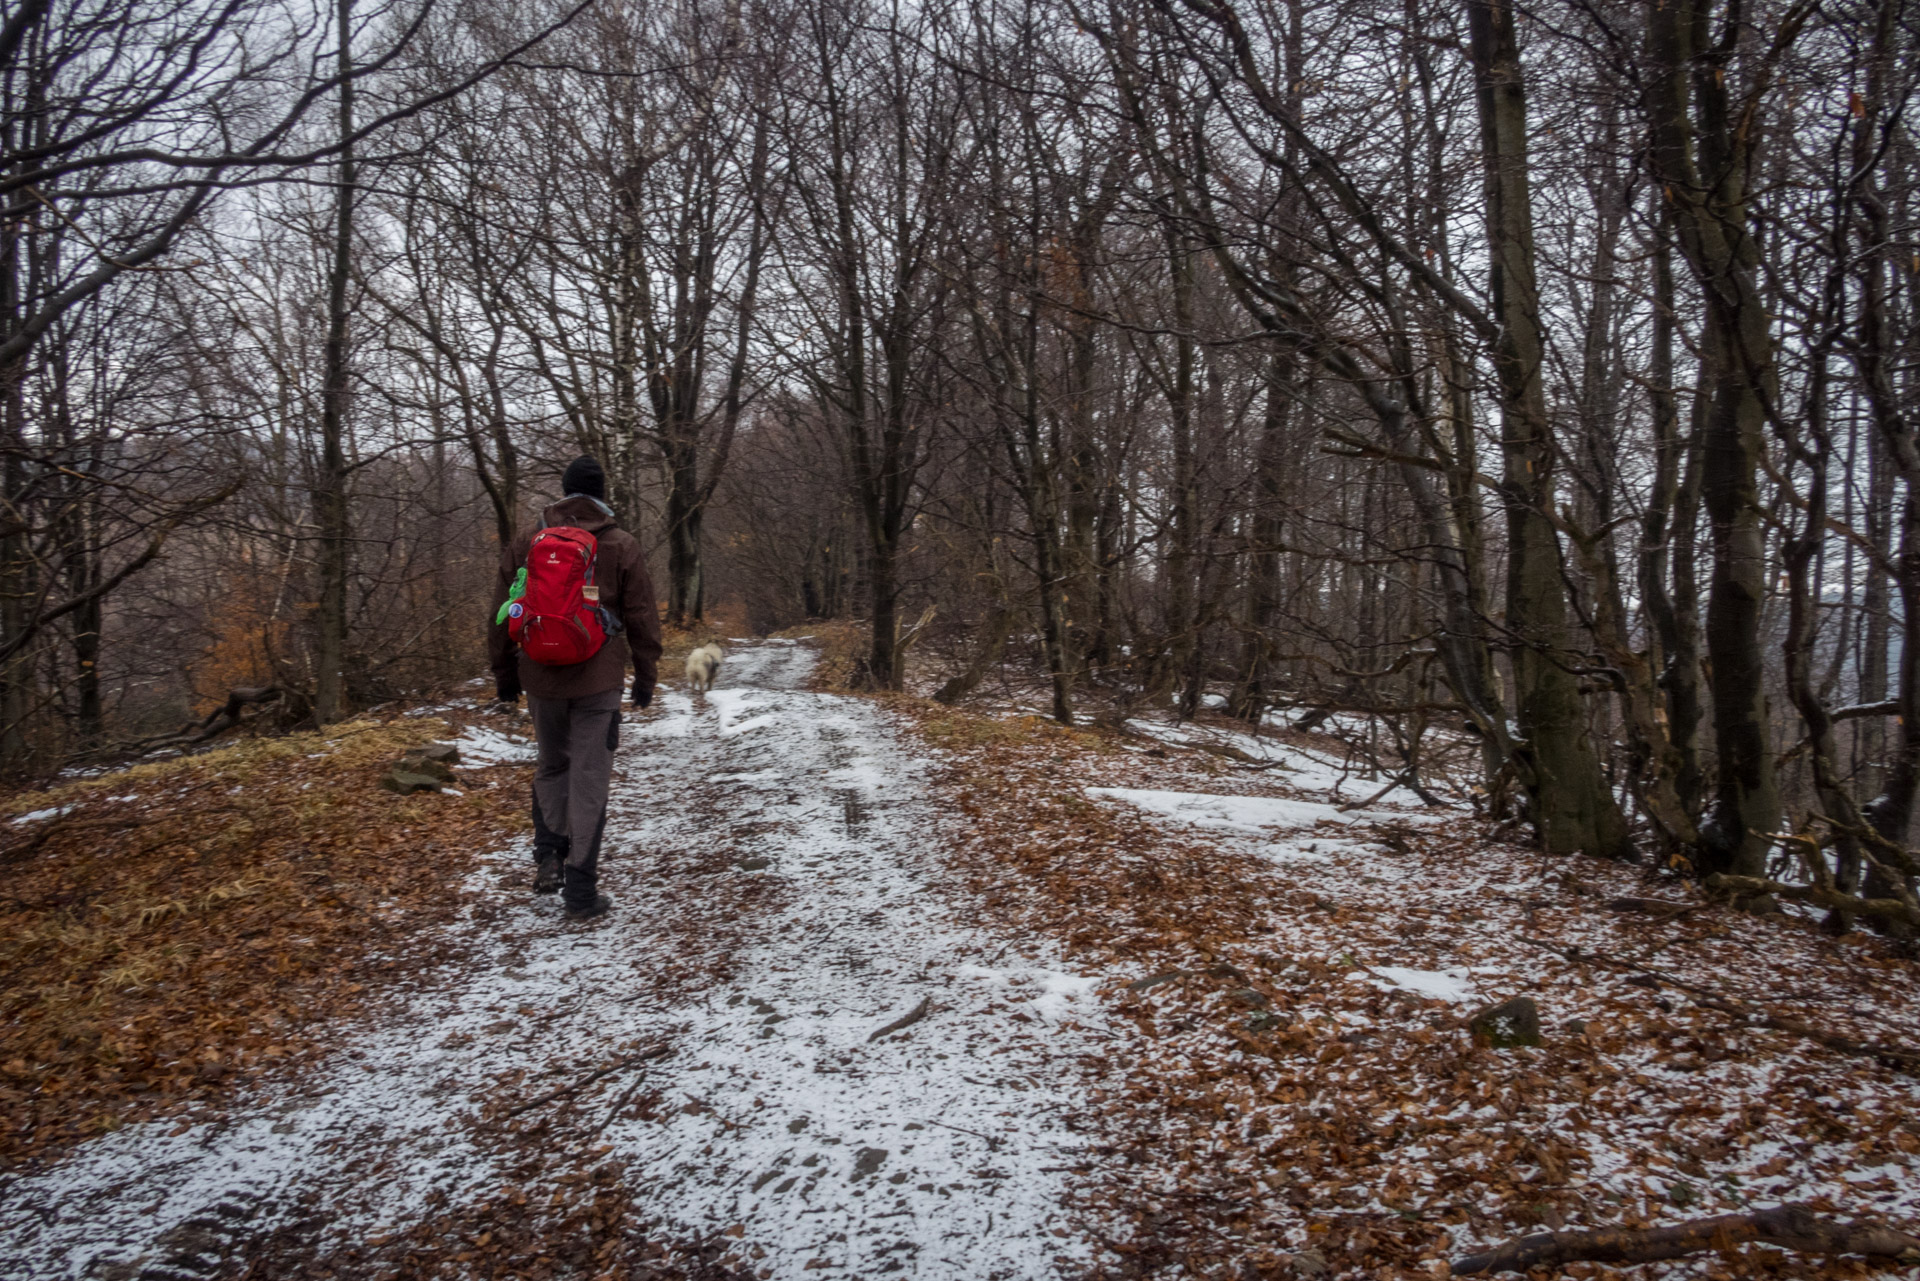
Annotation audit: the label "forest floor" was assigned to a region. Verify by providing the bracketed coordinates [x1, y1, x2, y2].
[2, 641, 1919, 1281]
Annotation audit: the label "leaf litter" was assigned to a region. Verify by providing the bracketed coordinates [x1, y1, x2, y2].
[2, 651, 1918, 1280]
[0, 716, 527, 1172]
[911, 698, 1920, 1279]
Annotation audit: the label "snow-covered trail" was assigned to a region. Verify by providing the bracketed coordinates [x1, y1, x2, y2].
[0, 642, 1112, 1280]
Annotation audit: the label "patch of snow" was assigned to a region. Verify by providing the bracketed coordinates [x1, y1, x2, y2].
[1087, 787, 1439, 835]
[956, 963, 1101, 1024]
[1365, 966, 1480, 1003]
[406, 694, 483, 717]
[1031, 973, 1101, 1023]
[705, 688, 779, 737]
[9, 805, 73, 826]
[1254, 839, 1337, 865]
[454, 725, 537, 765]
[1125, 717, 1466, 809]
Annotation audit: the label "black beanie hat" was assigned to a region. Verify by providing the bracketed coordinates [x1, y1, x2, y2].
[561, 456, 606, 500]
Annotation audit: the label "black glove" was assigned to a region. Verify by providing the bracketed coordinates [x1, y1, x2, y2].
[496, 672, 522, 703]
[631, 679, 653, 709]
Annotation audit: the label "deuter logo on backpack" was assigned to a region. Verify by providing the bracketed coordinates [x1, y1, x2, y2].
[503, 526, 617, 665]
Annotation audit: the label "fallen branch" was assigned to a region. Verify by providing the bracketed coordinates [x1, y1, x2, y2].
[868, 996, 931, 1042]
[500, 1043, 670, 1120]
[1695, 996, 1920, 1072]
[1518, 936, 1920, 1073]
[1335, 767, 1446, 811]
[1707, 873, 1920, 930]
[106, 686, 286, 757]
[1191, 738, 1260, 764]
[1453, 1203, 1920, 1274]
[1605, 896, 1702, 920]
[1832, 699, 1902, 721]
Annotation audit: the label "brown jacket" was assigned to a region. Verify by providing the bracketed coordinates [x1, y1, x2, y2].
[488, 496, 663, 701]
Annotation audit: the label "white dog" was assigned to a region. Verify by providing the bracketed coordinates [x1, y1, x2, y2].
[684, 642, 724, 693]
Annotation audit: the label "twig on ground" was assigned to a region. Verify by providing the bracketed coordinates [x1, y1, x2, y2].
[500, 1043, 671, 1120]
[1452, 1203, 1920, 1274]
[587, 1073, 650, 1142]
[868, 995, 931, 1041]
[920, 1117, 1003, 1150]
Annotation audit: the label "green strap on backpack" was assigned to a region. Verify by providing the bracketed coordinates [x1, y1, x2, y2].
[494, 567, 528, 625]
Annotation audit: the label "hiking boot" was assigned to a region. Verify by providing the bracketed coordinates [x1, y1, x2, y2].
[564, 892, 613, 922]
[533, 850, 563, 895]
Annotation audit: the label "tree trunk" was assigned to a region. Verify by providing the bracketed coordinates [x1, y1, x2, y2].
[1467, 0, 1632, 858]
[935, 600, 1015, 706]
[0, 358, 29, 767]
[1035, 509, 1076, 723]
[313, 0, 355, 727]
[1846, 0, 1919, 921]
[1858, 425, 1892, 805]
[609, 160, 648, 530]
[1643, 0, 1786, 879]
[1434, 326, 1509, 793]
[1783, 357, 1869, 924]
[1641, 219, 1706, 821]
[1564, 158, 1696, 852]
[1694, 309, 1780, 878]
[67, 435, 104, 748]
[1159, 218, 1199, 713]
[1232, 348, 1293, 721]
[664, 429, 705, 625]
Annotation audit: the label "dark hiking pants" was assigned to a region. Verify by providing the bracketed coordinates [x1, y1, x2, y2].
[528, 686, 622, 909]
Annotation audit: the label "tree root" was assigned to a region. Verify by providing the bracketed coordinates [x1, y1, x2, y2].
[1453, 1203, 1920, 1274]
[1707, 872, 1920, 930]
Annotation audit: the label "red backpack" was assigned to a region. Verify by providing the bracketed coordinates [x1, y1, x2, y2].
[505, 526, 613, 666]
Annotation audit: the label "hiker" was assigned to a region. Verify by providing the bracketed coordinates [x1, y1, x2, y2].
[488, 456, 662, 921]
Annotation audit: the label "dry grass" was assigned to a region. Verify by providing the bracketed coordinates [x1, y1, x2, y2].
[915, 704, 1118, 753]
[3, 718, 418, 819]
[772, 620, 865, 691]
[0, 714, 528, 1169]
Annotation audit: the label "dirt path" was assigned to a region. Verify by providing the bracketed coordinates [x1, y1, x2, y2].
[0, 642, 1115, 1280]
